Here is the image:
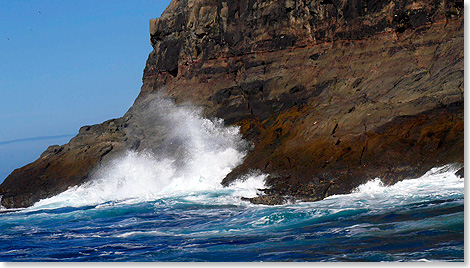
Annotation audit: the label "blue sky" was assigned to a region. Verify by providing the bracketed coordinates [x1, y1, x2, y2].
[0, 0, 172, 181]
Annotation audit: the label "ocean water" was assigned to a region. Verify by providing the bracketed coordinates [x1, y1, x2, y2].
[0, 97, 464, 262]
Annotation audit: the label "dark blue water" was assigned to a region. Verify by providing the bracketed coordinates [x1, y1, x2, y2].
[0, 165, 464, 262]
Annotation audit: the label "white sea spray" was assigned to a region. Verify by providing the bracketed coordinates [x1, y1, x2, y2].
[32, 97, 266, 209]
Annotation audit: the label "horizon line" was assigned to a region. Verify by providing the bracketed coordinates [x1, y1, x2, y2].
[0, 134, 75, 146]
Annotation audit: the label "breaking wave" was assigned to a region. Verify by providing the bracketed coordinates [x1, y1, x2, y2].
[32, 96, 266, 209]
[6, 96, 461, 261]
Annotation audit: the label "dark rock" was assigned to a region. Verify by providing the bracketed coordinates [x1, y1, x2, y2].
[0, 0, 464, 208]
[455, 167, 464, 178]
[241, 195, 295, 206]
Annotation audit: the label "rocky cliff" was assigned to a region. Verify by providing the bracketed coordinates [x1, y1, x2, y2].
[0, 0, 464, 208]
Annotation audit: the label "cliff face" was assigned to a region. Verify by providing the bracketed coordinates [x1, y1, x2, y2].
[0, 0, 464, 208]
[142, 0, 464, 203]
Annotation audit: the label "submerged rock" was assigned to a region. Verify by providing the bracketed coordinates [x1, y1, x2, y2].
[0, 0, 464, 208]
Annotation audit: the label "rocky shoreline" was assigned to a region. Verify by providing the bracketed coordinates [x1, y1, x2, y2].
[0, 0, 464, 208]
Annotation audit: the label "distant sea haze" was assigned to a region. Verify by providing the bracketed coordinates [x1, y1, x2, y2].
[0, 134, 74, 146]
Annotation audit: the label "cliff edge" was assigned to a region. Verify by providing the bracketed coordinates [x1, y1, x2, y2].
[0, 0, 464, 208]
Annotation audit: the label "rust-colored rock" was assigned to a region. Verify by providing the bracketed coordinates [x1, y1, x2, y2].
[0, 0, 464, 208]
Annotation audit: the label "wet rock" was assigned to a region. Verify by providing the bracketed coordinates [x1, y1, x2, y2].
[241, 195, 295, 206]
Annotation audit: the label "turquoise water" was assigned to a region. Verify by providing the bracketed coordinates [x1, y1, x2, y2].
[0, 165, 464, 262]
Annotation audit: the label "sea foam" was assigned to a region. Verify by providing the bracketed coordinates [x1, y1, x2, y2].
[293, 164, 464, 212]
[31, 97, 265, 209]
